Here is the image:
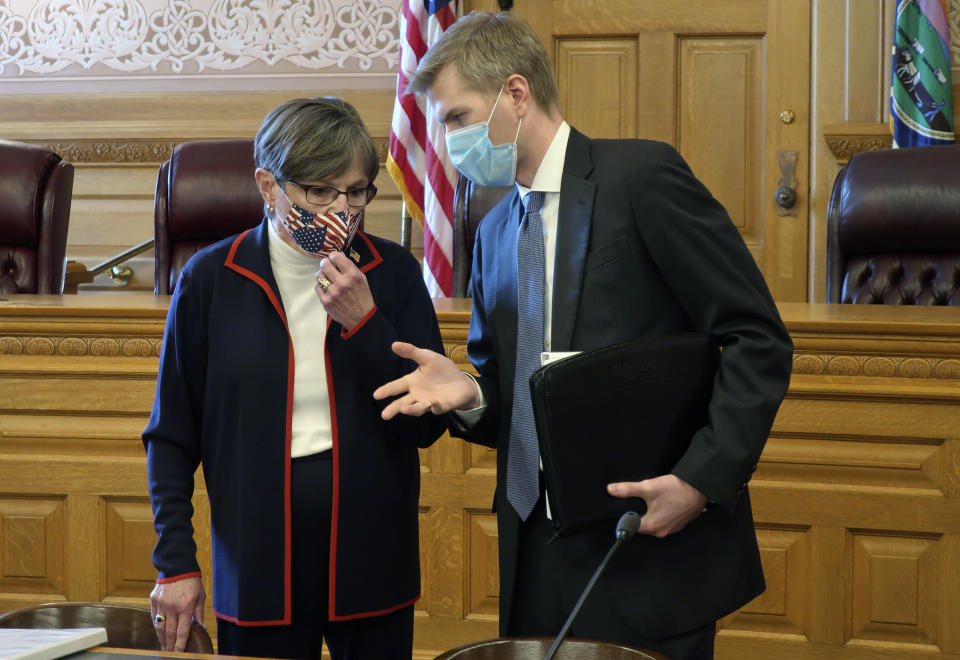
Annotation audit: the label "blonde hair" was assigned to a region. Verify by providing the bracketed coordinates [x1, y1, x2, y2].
[408, 11, 559, 112]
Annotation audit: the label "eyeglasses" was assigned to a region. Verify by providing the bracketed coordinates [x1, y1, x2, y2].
[284, 180, 378, 207]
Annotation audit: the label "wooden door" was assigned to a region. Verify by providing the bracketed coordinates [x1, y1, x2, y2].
[514, 0, 811, 302]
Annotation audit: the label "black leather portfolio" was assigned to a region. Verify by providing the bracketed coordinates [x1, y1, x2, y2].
[529, 332, 720, 537]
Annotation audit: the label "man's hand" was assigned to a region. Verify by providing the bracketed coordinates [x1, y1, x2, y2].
[150, 576, 205, 652]
[607, 474, 708, 538]
[315, 251, 375, 331]
[373, 342, 481, 419]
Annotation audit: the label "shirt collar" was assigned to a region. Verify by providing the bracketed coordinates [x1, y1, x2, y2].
[516, 121, 570, 199]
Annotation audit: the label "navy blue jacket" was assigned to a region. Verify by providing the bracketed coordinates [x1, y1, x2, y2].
[144, 219, 445, 624]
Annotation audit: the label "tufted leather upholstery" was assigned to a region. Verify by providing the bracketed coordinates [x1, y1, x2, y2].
[154, 139, 264, 295]
[0, 140, 73, 294]
[452, 173, 513, 297]
[826, 145, 960, 305]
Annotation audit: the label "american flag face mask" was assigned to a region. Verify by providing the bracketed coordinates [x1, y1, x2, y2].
[279, 201, 362, 257]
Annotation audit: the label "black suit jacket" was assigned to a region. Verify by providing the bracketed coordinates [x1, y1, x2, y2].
[454, 128, 794, 637]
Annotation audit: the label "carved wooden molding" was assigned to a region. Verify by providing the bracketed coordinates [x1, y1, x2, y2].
[445, 343, 469, 365]
[43, 136, 390, 165]
[823, 123, 893, 166]
[48, 141, 176, 164]
[0, 335, 161, 357]
[793, 352, 960, 380]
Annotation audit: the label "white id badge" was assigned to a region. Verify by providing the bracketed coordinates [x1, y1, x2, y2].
[540, 351, 581, 366]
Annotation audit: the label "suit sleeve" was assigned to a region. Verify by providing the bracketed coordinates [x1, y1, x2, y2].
[335, 247, 447, 448]
[630, 142, 793, 515]
[142, 266, 206, 581]
[446, 223, 500, 448]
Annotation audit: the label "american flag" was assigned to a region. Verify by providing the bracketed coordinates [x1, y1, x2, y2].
[287, 208, 350, 254]
[386, 0, 463, 297]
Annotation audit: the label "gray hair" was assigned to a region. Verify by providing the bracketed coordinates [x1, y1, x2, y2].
[407, 11, 559, 112]
[254, 97, 378, 185]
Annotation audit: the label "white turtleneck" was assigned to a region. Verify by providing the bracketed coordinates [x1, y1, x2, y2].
[267, 219, 332, 457]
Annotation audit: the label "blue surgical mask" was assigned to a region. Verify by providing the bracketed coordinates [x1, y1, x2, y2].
[445, 86, 522, 187]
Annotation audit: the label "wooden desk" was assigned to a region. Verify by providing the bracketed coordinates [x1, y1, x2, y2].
[1, 295, 959, 659]
[85, 648, 251, 659]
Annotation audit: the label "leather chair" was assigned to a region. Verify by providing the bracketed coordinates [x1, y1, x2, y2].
[826, 144, 960, 305]
[0, 140, 73, 294]
[452, 173, 513, 297]
[434, 636, 669, 659]
[0, 601, 213, 653]
[154, 139, 263, 295]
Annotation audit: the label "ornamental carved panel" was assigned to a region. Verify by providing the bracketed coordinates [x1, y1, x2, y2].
[0, 0, 400, 75]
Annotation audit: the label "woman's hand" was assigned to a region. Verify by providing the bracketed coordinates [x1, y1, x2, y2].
[373, 342, 482, 418]
[315, 251, 375, 331]
[150, 576, 205, 652]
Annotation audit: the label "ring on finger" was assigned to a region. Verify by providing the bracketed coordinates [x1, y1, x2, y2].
[154, 614, 165, 625]
[317, 276, 332, 293]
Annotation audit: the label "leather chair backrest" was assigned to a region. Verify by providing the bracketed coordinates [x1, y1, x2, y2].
[0, 601, 213, 654]
[154, 139, 263, 295]
[0, 140, 73, 294]
[452, 174, 513, 297]
[826, 145, 960, 305]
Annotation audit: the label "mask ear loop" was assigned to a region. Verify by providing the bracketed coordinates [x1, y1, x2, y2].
[490, 84, 522, 144]
[486, 85, 506, 124]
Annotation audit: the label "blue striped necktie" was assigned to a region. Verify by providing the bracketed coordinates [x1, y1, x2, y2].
[507, 190, 546, 521]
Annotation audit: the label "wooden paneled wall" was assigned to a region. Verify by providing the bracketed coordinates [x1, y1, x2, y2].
[1, 296, 958, 659]
[1, 0, 957, 301]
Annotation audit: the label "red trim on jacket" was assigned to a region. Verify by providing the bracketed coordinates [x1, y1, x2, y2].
[281, 341, 294, 625]
[225, 231, 287, 322]
[213, 609, 288, 627]
[325, 316, 341, 619]
[354, 232, 383, 274]
[220, 228, 413, 624]
[341, 304, 378, 339]
[224, 230, 294, 626]
[156, 571, 201, 584]
[329, 594, 420, 622]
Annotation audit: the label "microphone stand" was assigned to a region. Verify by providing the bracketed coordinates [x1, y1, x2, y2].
[543, 511, 641, 660]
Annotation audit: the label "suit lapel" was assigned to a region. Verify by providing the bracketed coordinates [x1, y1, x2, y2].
[551, 129, 596, 351]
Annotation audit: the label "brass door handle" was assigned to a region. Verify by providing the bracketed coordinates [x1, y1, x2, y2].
[774, 186, 796, 208]
[775, 150, 799, 216]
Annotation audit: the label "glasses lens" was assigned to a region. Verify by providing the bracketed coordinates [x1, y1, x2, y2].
[346, 187, 375, 206]
[306, 186, 337, 205]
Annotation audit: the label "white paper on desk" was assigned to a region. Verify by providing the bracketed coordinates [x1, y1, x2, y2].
[540, 351, 581, 366]
[0, 628, 108, 660]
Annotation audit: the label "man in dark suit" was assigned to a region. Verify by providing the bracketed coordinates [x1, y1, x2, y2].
[375, 11, 793, 660]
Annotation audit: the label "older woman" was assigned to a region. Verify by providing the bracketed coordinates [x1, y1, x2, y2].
[143, 97, 445, 659]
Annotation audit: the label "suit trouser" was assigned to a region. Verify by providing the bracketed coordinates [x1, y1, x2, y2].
[217, 451, 414, 660]
[507, 494, 715, 660]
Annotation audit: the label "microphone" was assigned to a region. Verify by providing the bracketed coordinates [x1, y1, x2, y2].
[615, 510, 642, 541]
[543, 512, 642, 660]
